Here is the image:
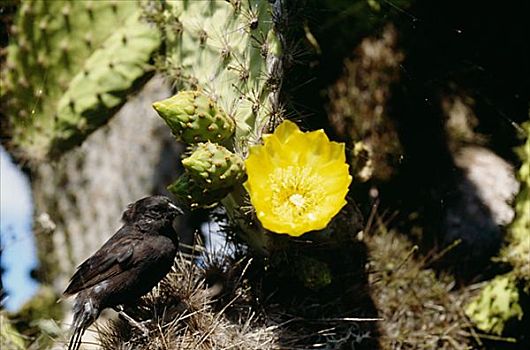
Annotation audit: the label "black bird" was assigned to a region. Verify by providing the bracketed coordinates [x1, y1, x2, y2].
[64, 195, 182, 350]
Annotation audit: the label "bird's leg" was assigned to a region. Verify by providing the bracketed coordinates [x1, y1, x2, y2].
[114, 306, 149, 337]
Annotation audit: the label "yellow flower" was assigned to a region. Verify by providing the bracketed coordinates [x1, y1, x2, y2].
[244, 120, 352, 236]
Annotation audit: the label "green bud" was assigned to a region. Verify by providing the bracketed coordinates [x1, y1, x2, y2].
[182, 142, 245, 190]
[167, 173, 232, 208]
[152, 91, 235, 144]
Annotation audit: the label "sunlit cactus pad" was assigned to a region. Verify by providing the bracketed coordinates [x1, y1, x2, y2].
[1, 0, 160, 161]
[146, 0, 283, 149]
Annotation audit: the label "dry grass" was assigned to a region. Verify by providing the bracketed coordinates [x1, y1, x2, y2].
[365, 211, 483, 349]
[97, 250, 279, 350]
[89, 209, 515, 350]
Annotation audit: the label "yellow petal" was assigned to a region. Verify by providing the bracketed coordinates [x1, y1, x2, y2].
[244, 120, 351, 237]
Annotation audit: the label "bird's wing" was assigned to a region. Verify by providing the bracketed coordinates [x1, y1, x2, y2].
[63, 229, 140, 296]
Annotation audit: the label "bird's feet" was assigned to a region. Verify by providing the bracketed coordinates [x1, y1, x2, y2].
[115, 306, 150, 337]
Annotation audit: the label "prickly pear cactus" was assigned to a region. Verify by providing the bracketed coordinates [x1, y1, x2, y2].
[145, 0, 284, 148]
[147, 0, 288, 252]
[466, 120, 530, 335]
[466, 275, 523, 335]
[182, 142, 245, 190]
[167, 173, 233, 208]
[1, 0, 160, 161]
[501, 120, 530, 290]
[153, 91, 235, 143]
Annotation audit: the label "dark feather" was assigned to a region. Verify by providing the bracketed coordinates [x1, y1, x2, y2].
[64, 230, 138, 295]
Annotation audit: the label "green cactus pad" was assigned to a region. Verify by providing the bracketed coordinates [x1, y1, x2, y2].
[465, 275, 523, 335]
[153, 91, 235, 144]
[146, 0, 284, 150]
[502, 121, 530, 290]
[182, 142, 245, 190]
[295, 255, 333, 290]
[466, 121, 530, 336]
[168, 173, 232, 208]
[1, 0, 160, 161]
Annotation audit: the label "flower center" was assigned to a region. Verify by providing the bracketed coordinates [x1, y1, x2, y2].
[269, 166, 322, 222]
[289, 193, 305, 208]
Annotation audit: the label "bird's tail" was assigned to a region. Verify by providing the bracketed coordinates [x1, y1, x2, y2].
[67, 296, 99, 350]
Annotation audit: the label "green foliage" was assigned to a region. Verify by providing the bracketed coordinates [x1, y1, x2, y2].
[153, 91, 235, 144]
[466, 121, 530, 335]
[1, 0, 160, 161]
[465, 275, 523, 335]
[6, 287, 63, 349]
[501, 121, 530, 290]
[0, 313, 25, 350]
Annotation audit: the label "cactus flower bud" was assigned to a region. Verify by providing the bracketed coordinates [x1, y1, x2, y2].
[153, 91, 235, 144]
[182, 142, 246, 190]
[167, 173, 232, 208]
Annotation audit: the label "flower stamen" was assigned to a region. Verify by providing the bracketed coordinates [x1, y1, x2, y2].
[289, 193, 305, 208]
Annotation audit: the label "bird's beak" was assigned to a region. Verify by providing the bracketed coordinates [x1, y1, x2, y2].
[168, 202, 184, 215]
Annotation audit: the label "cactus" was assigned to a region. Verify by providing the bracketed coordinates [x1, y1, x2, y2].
[167, 172, 233, 208]
[182, 142, 245, 190]
[146, 0, 284, 148]
[466, 275, 523, 336]
[466, 121, 530, 335]
[147, 0, 288, 252]
[170, 141, 245, 208]
[0, 312, 26, 350]
[153, 90, 235, 143]
[501, 120, 530, 290]
[1, 0, 160, 161]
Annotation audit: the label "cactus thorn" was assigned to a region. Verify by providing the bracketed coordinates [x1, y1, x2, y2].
[17, 77, 29, 88]
[84, 33, 93, 48]
[61, 5, 71, 17]
[173, 20, 183, 35]
[9, 25, 18, 35]
[60, 40, 69, 52]
[85, 1, 94, 19]
[39, 20, 48, 31]
[198, 29, 208, 46]
[21, 3, 32, 15]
